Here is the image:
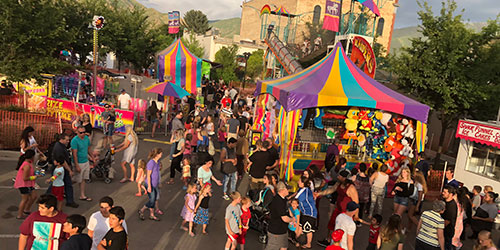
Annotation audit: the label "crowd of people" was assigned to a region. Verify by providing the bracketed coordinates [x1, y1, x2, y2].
[11, 80, 500, 250]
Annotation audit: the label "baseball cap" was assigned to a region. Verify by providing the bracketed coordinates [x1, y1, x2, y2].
[104, 103, 111, 108]
[331, 229, 344, 242]
[339, 169, 351, 178]
[121, 88, 126, 92]
[346, 201, 359, 212]
[90, 91, 95, 96]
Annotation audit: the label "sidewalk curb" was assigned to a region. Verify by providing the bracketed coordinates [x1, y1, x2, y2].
[0, 150, 19, 161]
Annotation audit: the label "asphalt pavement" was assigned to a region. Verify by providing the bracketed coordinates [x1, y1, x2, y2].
[0, 131, 496, 249]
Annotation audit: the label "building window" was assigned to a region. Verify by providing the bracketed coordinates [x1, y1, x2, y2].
[376, 18, 384, 36]
[465, 142, 500, 181]
[313, 5, 321, 24]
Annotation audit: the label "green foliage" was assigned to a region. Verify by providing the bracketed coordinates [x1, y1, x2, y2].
[181, 10, 211, 35]
[388, 0, 500, 126]
[0, 0, 74, 83]
[181, 33, 205, 58]
[246, 50, 264, 79]
[214, 45, 239, 83]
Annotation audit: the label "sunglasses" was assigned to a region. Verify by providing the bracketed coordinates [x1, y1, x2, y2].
[78, 131, 85, 134]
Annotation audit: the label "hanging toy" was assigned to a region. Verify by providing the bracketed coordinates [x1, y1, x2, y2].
[343, 108, 359, 140]
[299, 109, 308, 129]
[326, 128, 336, 139]
[358, 110, 373, 131]
[313, 108, 325, 129]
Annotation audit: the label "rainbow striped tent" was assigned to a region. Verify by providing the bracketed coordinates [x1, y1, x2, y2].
[157, 39, 202, 94]
[255, 42, 430, 123]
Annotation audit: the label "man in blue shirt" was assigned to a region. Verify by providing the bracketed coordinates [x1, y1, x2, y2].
[443, 168, 459, 189]
[71, 125, 94, 201]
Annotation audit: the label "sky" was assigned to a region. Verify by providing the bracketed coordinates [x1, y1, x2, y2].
[137, 0, 499, 28]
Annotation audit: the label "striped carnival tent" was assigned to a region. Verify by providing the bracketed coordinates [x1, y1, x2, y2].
[157, 39, 202, 94]
[255, 42, 430, 123]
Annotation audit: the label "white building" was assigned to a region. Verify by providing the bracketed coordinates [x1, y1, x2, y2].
[454, 119, 500, 191]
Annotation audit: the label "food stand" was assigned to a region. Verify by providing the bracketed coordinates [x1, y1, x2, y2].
[254, 43, 431, 181]
[454, 119, 500, 191]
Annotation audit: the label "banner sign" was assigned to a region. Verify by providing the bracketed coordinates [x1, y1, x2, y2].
[46, 98, 134, 133]
[168, 11, 180, 34]
[322, 0, 341, 32]
[456, 120, 500, 149]
[350, 36, 376, 78]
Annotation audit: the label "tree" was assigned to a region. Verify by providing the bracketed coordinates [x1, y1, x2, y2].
[60, 0, 109, 66]
[182, 33, 205, 58]
[214, 45, 239, 83]
[246, 49, 264, 80]
[387, 0, 500, 164]
[181, 10, 211, 35]
[0, 0, 74, 83]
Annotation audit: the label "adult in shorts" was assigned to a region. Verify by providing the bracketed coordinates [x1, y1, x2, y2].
[115, 126, 138, 183]
[71, 125, 95, 202]
[101, 104, 115, 147]
[266, 182, 296, 250]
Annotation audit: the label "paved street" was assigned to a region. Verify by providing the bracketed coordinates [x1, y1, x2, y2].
[0, 132, 496, 250]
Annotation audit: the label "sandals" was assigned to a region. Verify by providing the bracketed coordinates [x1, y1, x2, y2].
[155, 209, 164, 215]
[166, 179, 174, 185]
[188, 232, 195, 237]
[138, 210, 145, 220]
[79, 197, 92, 201]
[119, 178, 128, 183]
[16, 215, 27, 220]
[149, 215, 160, 221]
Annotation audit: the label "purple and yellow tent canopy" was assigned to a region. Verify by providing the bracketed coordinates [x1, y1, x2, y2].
[157, 39, 202, 94]
[255, 42, 430, 123]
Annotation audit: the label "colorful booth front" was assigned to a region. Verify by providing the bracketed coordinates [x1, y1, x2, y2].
[157, 39, 202, 94]
[254, 42, 430, 181]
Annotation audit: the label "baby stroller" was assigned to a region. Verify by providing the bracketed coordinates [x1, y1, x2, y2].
[87, 148, 114, 184]
[248, 187, 273, 244]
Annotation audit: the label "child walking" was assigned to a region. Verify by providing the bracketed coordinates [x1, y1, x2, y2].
[288, 198, 302, 247]
[218, 127, 227, 149]
[182, 158, 191, 190]
[194, 183, 212, 234]
[360, 214, 383, 250]
[46, 156, 65, 212]
[135, 159, 147, 196]
[181, 183, 197, 237]
[237, 197, 252, 250]
[225, 191, 242, 250]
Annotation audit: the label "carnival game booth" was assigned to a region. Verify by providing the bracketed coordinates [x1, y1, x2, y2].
[254, 42, 430, 182]
[454, 120, 500, 192]
[157, 39, 203, 95]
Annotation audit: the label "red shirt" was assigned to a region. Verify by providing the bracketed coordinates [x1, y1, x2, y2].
[20, 211, 68, 249]
[240, 207, 251, 226]
[326, 245, 345, 250]
[369, 224, 381, 244]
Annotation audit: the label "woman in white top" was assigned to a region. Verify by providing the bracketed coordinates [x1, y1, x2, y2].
[368, 163, 389, 218]
[115, 126, 139, 183]
[19, 126, 45, 162]
[408, 171, 427, 228]
[205, 115, 215, 136]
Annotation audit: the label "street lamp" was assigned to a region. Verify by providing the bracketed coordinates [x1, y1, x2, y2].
[242, 52, 251, 90]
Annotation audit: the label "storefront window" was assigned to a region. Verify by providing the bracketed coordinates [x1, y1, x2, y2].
[466, 142, 500, 180]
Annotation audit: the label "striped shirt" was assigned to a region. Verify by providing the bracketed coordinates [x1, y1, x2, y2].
[416, 210, 444, 247]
